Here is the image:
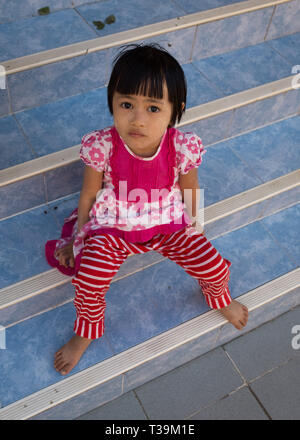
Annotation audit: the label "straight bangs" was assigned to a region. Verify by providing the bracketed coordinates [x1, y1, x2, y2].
[114, 63, 165, 101]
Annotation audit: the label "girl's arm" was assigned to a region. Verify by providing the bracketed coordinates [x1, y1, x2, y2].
[56, 165, 103, 268]
[77, 165, 104, 233]
[179, 168, 204, 232]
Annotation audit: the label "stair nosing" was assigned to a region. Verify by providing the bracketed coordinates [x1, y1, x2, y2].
[0, 266, 299, 420]
[1, 0, 289, 75]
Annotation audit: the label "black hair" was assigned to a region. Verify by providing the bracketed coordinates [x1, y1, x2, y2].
[107, 43, 187, 127]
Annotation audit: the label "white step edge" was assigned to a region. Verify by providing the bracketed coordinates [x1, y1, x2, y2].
[0, 169, 298, 311]
[2, 0, 290, 75]
[0, 267, 299, 420]
[0, 75, 295, 188]
[204, 169, 300, 223]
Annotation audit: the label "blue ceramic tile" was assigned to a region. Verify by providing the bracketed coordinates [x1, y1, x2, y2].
[192, 42, 292, 96]
[260, 204, 300, 266]
[196, 140, 261, 207]
[173, 0, 245, 14]
[45, 161, 84, 203]
[0, 302, 113, 408]
[48, 193, 80, 227]
[15, 87, 113, 157]
[0, 174, 46, 219]
[192, 7, 272, 60]
[76, 0, 184, 37]
[227, 115, 300, 182]
[212, 220, 297, 299]
[266, 0, 300, 40]
[0, 281, 74, 327]
[205, 201, 267, 241]
[181, 110, 233, 146]
[262, 186, 300, 218]
[0, 0, 72, 24]
[0, 115, 36, 169]
[229, 89, 300, 138]
[267, 32, 300, 67]
[0, 9, 96, 62]
[183, 63, 223, 107]
[0, 205, 59, 288]
[0, 89, 9, 117]
[105, 258, 209, 354]
[9, 50, 109, 113]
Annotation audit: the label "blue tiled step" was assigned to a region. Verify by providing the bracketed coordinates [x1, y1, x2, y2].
[0, 203, 299, 419]
[3, 31, 299, 117]
[1, 0, 298, 67]
[0, 0, 248, 25]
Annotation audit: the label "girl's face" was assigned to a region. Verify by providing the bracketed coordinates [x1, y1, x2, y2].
[112, 83, 173, 158]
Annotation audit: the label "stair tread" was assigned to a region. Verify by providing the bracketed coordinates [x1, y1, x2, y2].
[0, 0, 247, 25]
[0, 0, 278, 62]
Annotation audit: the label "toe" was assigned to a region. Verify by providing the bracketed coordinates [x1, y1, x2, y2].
[61, 366, 70, 375]
[55, 348, 63, 359]
[60, 363, 74, 375]
[234, 321, 243, 330]
[55, 358, 67, 371]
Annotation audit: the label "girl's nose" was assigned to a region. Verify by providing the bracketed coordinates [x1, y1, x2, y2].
[130, 108, 146, 126]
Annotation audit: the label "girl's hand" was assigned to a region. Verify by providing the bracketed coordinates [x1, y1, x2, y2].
[55, 241, 75, 268]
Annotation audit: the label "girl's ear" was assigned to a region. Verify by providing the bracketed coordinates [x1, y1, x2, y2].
[181, 102, 186, 111]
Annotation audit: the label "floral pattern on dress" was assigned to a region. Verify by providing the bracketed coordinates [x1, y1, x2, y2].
[174, 130, 206, 175]
[80, 128, 112, 172]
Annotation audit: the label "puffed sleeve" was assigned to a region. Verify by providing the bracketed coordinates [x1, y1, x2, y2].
[174, 130, 207, 175]
[79, 127, 112, 172]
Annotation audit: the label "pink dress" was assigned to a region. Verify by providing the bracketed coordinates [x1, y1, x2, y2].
[45, 125, 206, 276]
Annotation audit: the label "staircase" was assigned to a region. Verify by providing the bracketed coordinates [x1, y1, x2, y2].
[0, 0, 299, 419]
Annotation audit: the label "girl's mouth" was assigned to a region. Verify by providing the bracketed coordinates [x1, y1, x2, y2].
[129, 132, 145, 138]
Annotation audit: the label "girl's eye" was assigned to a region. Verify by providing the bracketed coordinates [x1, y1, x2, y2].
[121, 102, 132, 109]
[149, 106, 160, 113]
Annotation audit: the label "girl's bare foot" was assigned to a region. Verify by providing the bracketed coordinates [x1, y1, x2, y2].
[54, 334, 92, 375]
[219, 299, 249, 330]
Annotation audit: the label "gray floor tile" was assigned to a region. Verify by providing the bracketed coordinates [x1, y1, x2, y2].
[224, 307, 300, 381]
[76, 391, 147, 420]
[135, 347, 243, 420]
[250, 357, 300, 420]
[189, 386, 269, 420]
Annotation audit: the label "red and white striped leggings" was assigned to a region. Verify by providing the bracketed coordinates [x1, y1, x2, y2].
[71, 226, 232, 339]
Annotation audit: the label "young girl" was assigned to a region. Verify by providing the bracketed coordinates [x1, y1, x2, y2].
[46, 44, 248, 376]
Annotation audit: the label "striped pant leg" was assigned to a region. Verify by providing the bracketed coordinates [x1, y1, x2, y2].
[71, 233, 149, 339]
[155, 227, 232, 309]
